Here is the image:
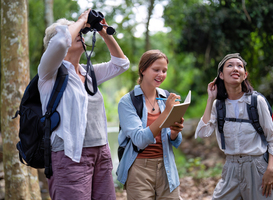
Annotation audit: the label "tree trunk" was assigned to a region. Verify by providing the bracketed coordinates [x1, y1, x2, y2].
[0, 0, 42, 199]
[145, 0, 155, 51]
[44, 0, 54, 28]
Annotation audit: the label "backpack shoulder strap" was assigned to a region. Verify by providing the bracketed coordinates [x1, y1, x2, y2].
[247, 93, 267, 145]
[129, 90, 143, 119]
[44, 64, 68, 179]
[216, 99, 226, 150]
[253, 91, 273, 119]
[129, 89, 170, 119]
[162, 90, 170, 98]
[129, 89, 144, 153]
[46, 64, 69, 114]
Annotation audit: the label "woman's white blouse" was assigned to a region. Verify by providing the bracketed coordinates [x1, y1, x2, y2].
[38, 25, 129, 162]
[195, 93, 273, 156]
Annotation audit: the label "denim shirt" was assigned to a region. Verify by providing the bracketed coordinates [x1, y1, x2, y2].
[116, 85, 182, 192]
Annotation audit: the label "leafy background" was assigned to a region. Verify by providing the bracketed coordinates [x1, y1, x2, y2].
[27, 0, 273, 124]
[1, 0, 272, 198]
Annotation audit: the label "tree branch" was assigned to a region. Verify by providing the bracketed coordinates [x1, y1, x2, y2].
[242, 0, 251, 22]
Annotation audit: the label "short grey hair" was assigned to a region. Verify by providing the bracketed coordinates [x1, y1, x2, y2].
[43, 18, 74, 49]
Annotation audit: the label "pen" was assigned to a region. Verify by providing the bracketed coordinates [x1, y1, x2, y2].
[156, 98, 181, 102]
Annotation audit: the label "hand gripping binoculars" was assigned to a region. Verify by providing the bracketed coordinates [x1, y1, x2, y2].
[80, 9, 115, 35]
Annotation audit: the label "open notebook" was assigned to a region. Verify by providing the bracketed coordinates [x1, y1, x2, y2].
[159, 90, 191, 128]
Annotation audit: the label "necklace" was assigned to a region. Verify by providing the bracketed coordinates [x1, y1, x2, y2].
[142, 90, 156, 112]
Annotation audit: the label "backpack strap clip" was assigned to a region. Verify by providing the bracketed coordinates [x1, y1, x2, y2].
[44, 111, 51, 119]
[12, 110, 20, 119]
[225, 117, 236, 122]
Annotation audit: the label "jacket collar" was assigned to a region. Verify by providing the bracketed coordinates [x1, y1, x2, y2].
[226, 92, 251, 105]
[133, 85, 167, 98]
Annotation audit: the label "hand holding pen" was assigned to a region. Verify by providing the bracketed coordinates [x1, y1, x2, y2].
[156, 97, 181, 102]
[159, 93, 181, 113]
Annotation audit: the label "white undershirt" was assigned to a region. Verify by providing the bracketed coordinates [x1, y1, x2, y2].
[227, 98, 240, 118]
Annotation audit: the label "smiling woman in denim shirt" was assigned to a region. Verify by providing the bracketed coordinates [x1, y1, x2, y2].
[116, 50, 184, 200]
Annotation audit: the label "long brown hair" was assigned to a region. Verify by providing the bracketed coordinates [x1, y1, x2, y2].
[137, 50, 169, 84]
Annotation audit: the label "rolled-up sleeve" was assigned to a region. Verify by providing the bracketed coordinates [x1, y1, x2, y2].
[257, 96, 273, 156]
[94, 55, 130, 85]
[195, 100, 217, 139]
[169, 132, 182, 148]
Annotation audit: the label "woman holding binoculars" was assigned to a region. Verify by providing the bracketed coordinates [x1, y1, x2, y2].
[38, 9, 129, 200]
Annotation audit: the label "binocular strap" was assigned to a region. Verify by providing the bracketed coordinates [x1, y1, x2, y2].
[80, 32, 98, 96]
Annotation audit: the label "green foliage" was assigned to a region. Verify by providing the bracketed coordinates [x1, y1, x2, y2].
[27, 0, 273, 123]
[185, 93, 208, 119]
[28, 0, 45, 77]
[164, 0, 273, 104]
[53, 0, 79, 20]
[173, 147, 222, 179]
[28, 0, 79, 78]
[100, 76, 129, 123]
[184, 157, 222, 179]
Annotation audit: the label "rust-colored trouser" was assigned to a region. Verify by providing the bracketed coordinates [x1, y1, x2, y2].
[48, 144, 116, 200]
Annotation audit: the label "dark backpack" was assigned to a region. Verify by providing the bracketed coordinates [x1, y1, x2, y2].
[13, 64, 68, 178]
[117, 89, 170, 161]
[216, 91, 273, 162]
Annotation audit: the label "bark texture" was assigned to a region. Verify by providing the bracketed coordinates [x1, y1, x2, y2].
[145, 0, 155, 51]
[44, 0, 54, 28]
[0, 0, 41, 199]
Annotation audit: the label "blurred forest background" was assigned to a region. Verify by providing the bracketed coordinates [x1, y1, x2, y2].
[28, 0, 273, 123]
[1, 0, 273, 199]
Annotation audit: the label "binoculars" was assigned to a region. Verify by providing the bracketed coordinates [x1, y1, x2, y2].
[81, 9, 115, 35]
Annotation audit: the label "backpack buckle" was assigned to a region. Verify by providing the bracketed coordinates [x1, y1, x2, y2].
[227, 118, 236, 122]
[45, 111, 51, 119]
[12, 110, 20, 119]
[257, 127, 263, 134]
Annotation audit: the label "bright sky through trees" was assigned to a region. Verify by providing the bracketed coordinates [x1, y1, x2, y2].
[76, 0, 170, 37]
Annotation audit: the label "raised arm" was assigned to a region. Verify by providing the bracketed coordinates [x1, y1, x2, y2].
[39, 9, 91, 80]
[203, 78, 218, 124]
[98, 19, 126, 59]
[68, 9, 91, 42]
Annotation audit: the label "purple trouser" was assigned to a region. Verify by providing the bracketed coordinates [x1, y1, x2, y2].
[48, 144, 116, 200]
